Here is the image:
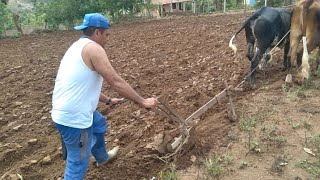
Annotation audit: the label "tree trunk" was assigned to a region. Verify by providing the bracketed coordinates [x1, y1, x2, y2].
[244, 0, 246, 16]
[13, 14, 23, 35]
[215, 0, 218, 11]
[236, 0, 241, 8]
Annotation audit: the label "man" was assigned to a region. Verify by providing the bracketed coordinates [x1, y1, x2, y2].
[51, 13, 158, 180]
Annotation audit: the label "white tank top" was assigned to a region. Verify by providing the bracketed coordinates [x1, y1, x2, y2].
[51, 38, 103, 128]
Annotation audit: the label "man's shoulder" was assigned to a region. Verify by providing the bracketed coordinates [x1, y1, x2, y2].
[83, 42, 105, 60]
[83, 41, 103, 53]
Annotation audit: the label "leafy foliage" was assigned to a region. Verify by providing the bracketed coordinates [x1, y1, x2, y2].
[1, 0, 8, 5]
[31, 0, 154, 30]
[255, 0, 295, 8]
[0, 0, 297, 36]
[296, 160, 320, 178]
[0, 2, 13, 36]
[158, 164, 177, 180]
[195, 0, 251, 13]
[32, 0, 109, 30]
[206, 157, 222, 177]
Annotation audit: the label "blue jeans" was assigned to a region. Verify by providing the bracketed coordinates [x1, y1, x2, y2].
[55, 111, 109, 180]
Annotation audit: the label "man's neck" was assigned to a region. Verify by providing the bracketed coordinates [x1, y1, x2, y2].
[80, 35, 91, 39]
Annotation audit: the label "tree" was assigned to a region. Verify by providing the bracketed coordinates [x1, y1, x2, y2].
[33, 0, 109, 30]
[0, 2, 13, 37]
[235, 0, 242, 8]
[31, 0, 159, 30]
[255, 0, 286, 8]
[12, 13, 23, 34]
[1, 0, 8, 5]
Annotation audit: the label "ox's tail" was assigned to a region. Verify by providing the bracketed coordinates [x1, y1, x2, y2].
[229, 21, 249, 54]
[301, 36, 310, 79]
[229, 22, 247, 54]
[229, 35, 237, 54]
[229, 7, 267, 54]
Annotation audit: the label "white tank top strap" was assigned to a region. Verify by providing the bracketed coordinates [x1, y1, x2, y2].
[51, 38, 103, 128]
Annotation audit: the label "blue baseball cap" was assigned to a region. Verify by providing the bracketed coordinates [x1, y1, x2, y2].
[74, 13, 110, 30]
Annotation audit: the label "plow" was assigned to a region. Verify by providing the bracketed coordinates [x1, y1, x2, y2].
[151, 81, 240, 159]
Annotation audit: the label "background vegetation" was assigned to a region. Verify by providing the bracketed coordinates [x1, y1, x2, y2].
[0, 0, 296, 38]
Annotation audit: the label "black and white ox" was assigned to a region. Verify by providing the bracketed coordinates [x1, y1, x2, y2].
[229, 7, 292, 88]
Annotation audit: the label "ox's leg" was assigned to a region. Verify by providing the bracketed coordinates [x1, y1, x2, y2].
[286, 33, 302, 83]
[265, 48, 272, 62]
[247, 18, 273, 88]
[296, 47, 303, 67]
[288, 6, 303, 69]
[306, 41, 319, 76]
[245, 26, 255, 61]
[247, 46, 267, 88]
[288, 34, 302, 68]
[283, 39, 290, 70]
[313, 48, 320, 75]
[258, 48, 271, 71]
[306, 24, 319, 73]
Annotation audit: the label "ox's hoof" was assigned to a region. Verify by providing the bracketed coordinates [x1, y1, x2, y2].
[250, 84, 257, 89]
[246, 81, 257, 89]
[294, 77, 305, 85]
[245, 76, 257, 89]
[285, 74, 293, 84]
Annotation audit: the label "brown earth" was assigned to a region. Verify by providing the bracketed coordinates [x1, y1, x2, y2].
[1, 13, 319, 180]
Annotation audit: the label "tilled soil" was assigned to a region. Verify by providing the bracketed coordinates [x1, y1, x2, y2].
[0, 13, 287, 179]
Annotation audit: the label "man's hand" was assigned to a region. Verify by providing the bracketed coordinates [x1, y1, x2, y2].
[141, 98, 158, 109]
[110, 98, 125, 105]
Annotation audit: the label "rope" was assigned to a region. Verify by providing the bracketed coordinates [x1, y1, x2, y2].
[235, 29, 291, 89]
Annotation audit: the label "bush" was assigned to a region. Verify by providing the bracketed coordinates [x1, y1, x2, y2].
[255, 0, 294, 8]
[0, 2, 13, 36]
[32, 0, 152, 30]
[32, 0, 109, 30]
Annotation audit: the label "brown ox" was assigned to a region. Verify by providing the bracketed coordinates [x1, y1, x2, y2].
[286, 0, 320, 83]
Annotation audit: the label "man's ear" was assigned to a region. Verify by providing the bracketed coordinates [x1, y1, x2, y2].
[93, 29, 101, 37]
[93, 29, 99, 36]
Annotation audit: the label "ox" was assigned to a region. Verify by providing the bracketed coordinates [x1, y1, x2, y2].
[229, 7, 292, 88]
[286, 0, 320, 83]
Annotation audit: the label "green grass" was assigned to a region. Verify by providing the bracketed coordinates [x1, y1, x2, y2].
[158, 164, 177, 180]
[205, 157, 222, 177]
[285, 115, 312, 130]
[296, 160, 320, 178]
[282, 84, 306, 101]
[292, 122, 302, 129]
[222, 154, 234, 165]
[239, 161, 248, 169]
[250, 140, 261, 153]
[314, 134, 320, 147]
[261, 123, 287, 147]
[263, 123, 277, 134]
[303, 121, 312, 131]
[204, 154, 234, 177]
[273, 136, 287, 145]
[239, 116, 259, 132]
[239, 108, 276, 132]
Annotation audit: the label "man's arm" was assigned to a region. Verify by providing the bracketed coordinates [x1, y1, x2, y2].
[83, 43, 157, 109]
[99, 93, 109, 103]
[99, 93, 124, 105]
